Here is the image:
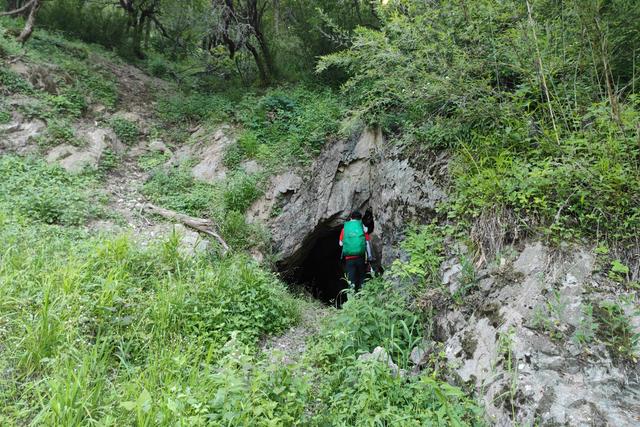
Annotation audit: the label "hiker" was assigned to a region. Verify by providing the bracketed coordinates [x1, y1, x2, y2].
[339, 211, 374, 292]
[363, 208, 375, 235]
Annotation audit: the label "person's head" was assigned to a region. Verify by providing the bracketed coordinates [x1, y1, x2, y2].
[350, 211, 362, 220]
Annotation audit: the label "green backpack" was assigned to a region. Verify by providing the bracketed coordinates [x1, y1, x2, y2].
[342, 219, 366, 256]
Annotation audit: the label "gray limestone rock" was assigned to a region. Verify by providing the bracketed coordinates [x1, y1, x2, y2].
[254, 127, 447, 270]
[46, 127, 122, 173]
[358, 346, 403, 377]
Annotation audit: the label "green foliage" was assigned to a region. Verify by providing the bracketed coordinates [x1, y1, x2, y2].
[0, 108, 10, 124]
[0, 156, 100, 225]
[0, 216, 300, 424]
[234, 86, 344, 169]
[572, 304, 598, 347]
[531, 290, 569, 341]
[594, 300, 639, 362]
[44, 118, 77, 145]
[390, 223, 445, 288]
[0, 67, 33, 94]
[156, 92, 232, 126]
[223, 171, 262, 213]
[609, 260, 630, 282]
[137, 150, 171, 171]
[308, 278, 483, 425]
[47, 90, 87, 118]
[143, 166, 222, 218]
[109, 117, 139, 145]
[38, 0, 131, 53]
[98, 148, 119, 175]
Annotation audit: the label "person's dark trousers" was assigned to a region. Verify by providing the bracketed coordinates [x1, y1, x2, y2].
[345, 256, 366, 292]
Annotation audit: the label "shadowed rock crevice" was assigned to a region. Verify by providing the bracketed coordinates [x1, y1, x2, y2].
[278, 224, 346, 304]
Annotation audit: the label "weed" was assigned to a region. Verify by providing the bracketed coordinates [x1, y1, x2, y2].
[0, 156, 100, 225]
[137, 151, 170, 171]
[98, 148, 119, 175]
[109, 117, 139, 145]
[390, 223, 445, 289]
[594, 300, 639, 362]
[0, 108, 10, 124]
[47, 91, 87, 118]
[608, 260, 630, 283]
[44, 118, 78, 145]
[223, 171, 262, 214]
[0, 67, 33, 94]
[572, 303, 598, 347]
[531, 290, 569, 341]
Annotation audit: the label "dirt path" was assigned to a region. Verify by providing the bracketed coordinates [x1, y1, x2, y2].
[261, 302, 332, 364]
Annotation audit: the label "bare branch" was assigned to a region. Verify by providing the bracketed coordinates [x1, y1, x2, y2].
[0, 0, 35, 17]
[143, 203, 230, 254]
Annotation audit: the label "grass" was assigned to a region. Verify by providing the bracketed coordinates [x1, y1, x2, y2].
[0, 156, 483, 426]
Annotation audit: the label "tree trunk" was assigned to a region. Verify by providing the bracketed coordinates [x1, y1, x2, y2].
[246, 41, 269, 84]
[16, 0, 41, 44]
[132, 15, 145, 59]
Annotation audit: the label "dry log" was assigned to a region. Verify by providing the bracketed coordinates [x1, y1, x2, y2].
[143, 203, 230, 254]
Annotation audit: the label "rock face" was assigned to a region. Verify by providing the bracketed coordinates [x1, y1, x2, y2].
[171, 125, 233, 183]
[46, 127, 124, 173]
[438, 242, 640, 426]
[250, 127, 447, 270]
[0, 112, 46, 154]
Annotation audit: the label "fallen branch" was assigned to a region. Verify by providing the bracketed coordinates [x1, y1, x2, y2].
[0, 0, 35, 17]
[143, 203, 230, 254]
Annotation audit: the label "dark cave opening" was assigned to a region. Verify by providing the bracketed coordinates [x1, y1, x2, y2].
[282, 225, 347, 305]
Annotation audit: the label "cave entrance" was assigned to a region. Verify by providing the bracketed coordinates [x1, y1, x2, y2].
[281, 225, 347, 305]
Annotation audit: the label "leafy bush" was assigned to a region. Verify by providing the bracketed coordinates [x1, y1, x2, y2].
[594, 300, 639, 362]
[156, 92, 232, 126]
[390, 224, 446, 288]
[0, 217, 300, 424]
[143, 166, 223, 219]
[0, 108, 10, 124]
[223, 171, 262, 213]
[0, 156, 99, 225]
[45, 118, 77, 145]
[47, 90, 87, 118]
[307, 278, 482, 425]
[0, 67, 33, 94]
[234, 86, 344, 170]
[147, 55, 171, 78]
[109, 117, 139, 145]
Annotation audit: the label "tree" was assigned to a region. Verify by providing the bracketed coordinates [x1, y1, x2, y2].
[1, 0, 43, 43]
[116, 0, 171, 59]
[207, 0, 274, 83]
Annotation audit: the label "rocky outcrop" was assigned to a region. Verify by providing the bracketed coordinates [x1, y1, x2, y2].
[250, 127, 447, 270]
[437, 242, 640, 426]
[0, 112, 46, 155]
[46, 126, 124, 173]
[170, 124, 234, 183]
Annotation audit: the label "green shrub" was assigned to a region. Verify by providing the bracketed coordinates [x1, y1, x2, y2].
[308, 278, 482, 425]
[390, 223, 446, 289]
[47, 91, 87, 118]
[223, 171, 262, 213]
[45, 118, 77, 144]
[234, 87, 343, 169]
[0, 67, 33, 94]
[594, 300, 639, 362]
[137, 151, 170, 171]
[0, 108, 10, 124]
[156, 93, 232, 126]
[147, 56, 170, 78]
[109, 117, 139, 145]
[0, 156, 99, 225]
